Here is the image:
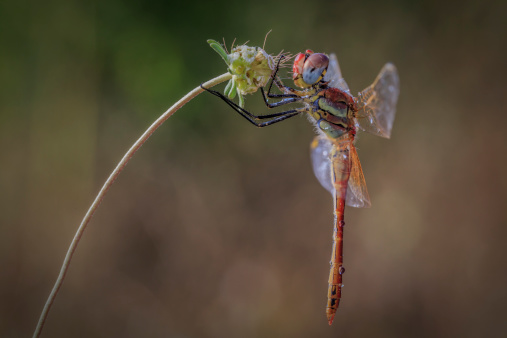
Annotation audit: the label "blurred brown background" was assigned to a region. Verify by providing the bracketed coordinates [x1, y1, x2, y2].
[1, 0, 506, 337]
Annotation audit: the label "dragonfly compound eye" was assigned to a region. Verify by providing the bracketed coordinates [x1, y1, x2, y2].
[302, 53, 329, 86]
[293, 53, 306, 80]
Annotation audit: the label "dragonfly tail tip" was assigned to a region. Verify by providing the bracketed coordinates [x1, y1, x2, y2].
[327, 313, 335, 325]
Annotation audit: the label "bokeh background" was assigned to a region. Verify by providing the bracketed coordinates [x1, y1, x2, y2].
[1, 0, 506, 337]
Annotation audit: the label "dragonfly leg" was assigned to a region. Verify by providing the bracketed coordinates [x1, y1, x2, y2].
[264, 55, 300, 100]
[262, 54, 310, 106]
[260, 87, 301, 108]
[267, 77, 305, 97]
[201, 84, 305, 127]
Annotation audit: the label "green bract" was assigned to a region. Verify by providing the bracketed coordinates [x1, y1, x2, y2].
[207, 39, 275, 107]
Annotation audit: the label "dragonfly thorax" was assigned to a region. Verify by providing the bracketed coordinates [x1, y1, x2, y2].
[309, 87, 357, 140]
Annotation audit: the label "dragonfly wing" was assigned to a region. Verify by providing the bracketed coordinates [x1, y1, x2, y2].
[323, 53, 350, 93]
[345, 143, 371, 208]
[310, 136, 334, 195]
[311, 136, 370, 208]
[356, 63, 399, 138]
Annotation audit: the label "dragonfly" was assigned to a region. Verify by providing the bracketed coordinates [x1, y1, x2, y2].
[202, 50, 399, 325]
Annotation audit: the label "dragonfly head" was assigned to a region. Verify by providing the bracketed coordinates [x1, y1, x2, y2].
[293, 50, 329, 88]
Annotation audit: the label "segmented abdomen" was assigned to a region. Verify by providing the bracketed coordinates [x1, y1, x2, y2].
[326, 139, 352, 325]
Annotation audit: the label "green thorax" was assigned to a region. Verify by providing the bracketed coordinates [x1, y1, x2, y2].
[307, 87, 356, 139]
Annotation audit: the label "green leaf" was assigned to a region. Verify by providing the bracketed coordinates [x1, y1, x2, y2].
[228, 80, 237, 99]
[238, 91, 245, 108]
[207, 39, 229, 65]
[224, 79, 233, 97]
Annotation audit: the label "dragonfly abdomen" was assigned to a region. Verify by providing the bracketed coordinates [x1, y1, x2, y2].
[326, 144, 352, 325]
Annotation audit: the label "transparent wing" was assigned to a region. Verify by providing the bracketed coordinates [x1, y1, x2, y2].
[310, 136, 334, 194]
[356, 63, 399, 138]
[310, 136, 371, 208]
[346, 143, 371, 208]
[323, 53, 350, 93]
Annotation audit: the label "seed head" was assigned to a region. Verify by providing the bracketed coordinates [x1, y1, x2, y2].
[208, 39, 276, 107]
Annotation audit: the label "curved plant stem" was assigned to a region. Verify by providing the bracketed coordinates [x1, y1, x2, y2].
[33, 72, 232, 338]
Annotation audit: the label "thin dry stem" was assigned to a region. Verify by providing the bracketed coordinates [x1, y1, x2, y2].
[33, 72, 232, 338]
